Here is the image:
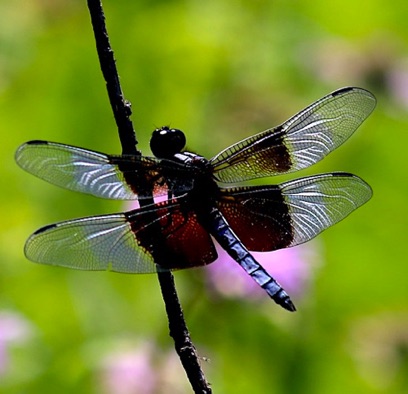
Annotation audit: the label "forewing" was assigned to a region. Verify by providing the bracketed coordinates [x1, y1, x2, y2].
[15, 140, 194, 200]
[25, 200, 216, 272]
[217, 173, 372, 251]
[211, 87, 376, 183]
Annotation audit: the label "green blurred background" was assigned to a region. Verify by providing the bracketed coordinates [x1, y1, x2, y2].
[1, 0, 407, 393]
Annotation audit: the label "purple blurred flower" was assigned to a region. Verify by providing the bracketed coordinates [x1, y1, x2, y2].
[206, 242, 319, 302]
[387, 59, 408, 108]
[99, 342, 156, 394]
[0, 311, 33, 376]
[125, 200, 320, 303]
[98, 341, 191, 394]
[302, 35, 408, 109]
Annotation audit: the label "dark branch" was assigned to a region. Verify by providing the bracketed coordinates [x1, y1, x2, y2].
[86, 1, 212, 392]
[158, 272, 212, 393]
[87, 0, 137, 155]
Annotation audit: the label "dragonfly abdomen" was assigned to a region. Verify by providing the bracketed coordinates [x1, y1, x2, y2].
[208, 208, 296, 312]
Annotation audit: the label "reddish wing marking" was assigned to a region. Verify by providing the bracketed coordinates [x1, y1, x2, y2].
[217, 187, 293, 252]
[127, 200, 217, 270]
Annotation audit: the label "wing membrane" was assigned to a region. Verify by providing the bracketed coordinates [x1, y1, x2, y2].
[15, 141, 194, 200]
[25, 200, 216, 272]
[217, 173, 372, 251]
[211, 87, 376, 183]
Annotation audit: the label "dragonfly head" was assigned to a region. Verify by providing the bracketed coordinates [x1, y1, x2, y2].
[150, 126, 186, 159]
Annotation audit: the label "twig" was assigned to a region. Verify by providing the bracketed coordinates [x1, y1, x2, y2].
[86, 0, 137, 155]
[86, 0, 212, 392]
[158, 271, 212, 393]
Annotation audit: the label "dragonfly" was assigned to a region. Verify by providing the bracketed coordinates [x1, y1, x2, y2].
[15, 87, 376, 311]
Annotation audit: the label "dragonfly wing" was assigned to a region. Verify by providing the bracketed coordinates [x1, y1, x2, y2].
[217, 173, 372, 251]
[15, 141, 195, 200]
[25, 213, 159, 273]
[211, 87, 376, 183]
[25, 200, 217, 272]
[16, 141, 143, 199]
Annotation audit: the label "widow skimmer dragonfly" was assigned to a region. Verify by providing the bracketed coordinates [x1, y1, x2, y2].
[15, 87, 375, 311]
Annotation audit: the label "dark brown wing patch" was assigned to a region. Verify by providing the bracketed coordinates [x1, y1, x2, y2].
[217, 187, 293, 252]
[127, 200, 217, 270]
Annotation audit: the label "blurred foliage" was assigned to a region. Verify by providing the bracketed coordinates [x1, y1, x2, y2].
[1, 0, 408, 393]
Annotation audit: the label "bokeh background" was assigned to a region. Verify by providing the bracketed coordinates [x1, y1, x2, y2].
[1, 1, 407, 393]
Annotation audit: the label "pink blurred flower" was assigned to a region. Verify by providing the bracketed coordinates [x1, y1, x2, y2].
[97, 341, 191, 394]
[302, 34, 408, 109]
[206, 242, 320, 302]
[99, 342, 156, 394]
[0, 311, 33, 376]
[125, 200, 320, 303]
[387, 59, 408, 108]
